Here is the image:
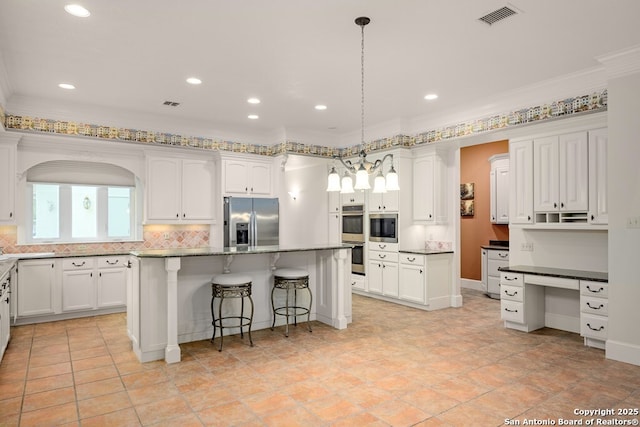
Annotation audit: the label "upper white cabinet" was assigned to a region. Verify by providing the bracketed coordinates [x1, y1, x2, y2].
[534, 132, 588, 223]
[328, 191, 340, 214]
[509, 140, 534, 224]
[368, 190, 399, 212]
[588, 128, 608, 225]
[489, 154, 509, 224]
[0, 141, 17, 224]
[222, 158, 272, 196]
[146, 156, 214, 223]
[413, 150, 448, 223]
[341, 191, 365, 206]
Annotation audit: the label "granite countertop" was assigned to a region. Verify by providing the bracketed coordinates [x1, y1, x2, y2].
[498, 265, 608, 283]
[399, 249, 454, 255]
[130, 243, 353, 258]
[481, 245, 510, 251]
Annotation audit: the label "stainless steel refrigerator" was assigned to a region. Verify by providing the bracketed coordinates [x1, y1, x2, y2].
[223, 197, 279, 247]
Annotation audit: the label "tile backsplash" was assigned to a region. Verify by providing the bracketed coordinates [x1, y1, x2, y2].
[0, 224, 210, 254]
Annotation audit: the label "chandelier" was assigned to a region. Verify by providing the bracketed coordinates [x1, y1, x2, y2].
[326, 16, 399, 194]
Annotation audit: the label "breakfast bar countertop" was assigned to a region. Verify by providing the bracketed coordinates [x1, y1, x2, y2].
[498, 265, 608, 283]
[130, 243, 353, 258]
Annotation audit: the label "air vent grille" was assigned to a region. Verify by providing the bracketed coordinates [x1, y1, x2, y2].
[478, 6, 517, 25]
[163, 101, 180, 107]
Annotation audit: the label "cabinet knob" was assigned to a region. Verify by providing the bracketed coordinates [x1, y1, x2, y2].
[419, 269, 423, 274]
[554, 202, 557, 208]
[560, 202, 564, 208]
[9, 212, 12, 218]
[591, 214, 595, 221]
[527, 215, 531, 221]
[176, 213, 179, 218]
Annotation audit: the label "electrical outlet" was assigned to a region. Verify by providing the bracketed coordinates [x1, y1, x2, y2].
[521, 242, 534, 252]
[163, 232, 170, 240]
[627, 217, 640, 229]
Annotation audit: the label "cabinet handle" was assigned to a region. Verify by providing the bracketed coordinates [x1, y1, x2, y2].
[586, 323, 604, 332]
[504, 276, 517, 281]
[382, 264, 386, 268]
[383, 206, 386, 210]
[176, 213, 179, 218]
[52, 263, 54, 268]
[351, 282, 356, 286]
[419, 269, 423, 274]
[245, 187, 248, 192]
[407, 257, 415, 262]
[90, 272, 93, 277]
[527, 215, 531, 221]
[553, 202, 557, 208]
[9, 212, 12, 218]
[504, 308, 518, 313]
[126, 260, 132, 268]
[591, 214, 595, 221]
[586, 302, 604, 310]
[183, 213, 186, 218]
[560, 202, 564, 208]
[251, 187, 254, 192]
[586, 285, 604, 293]
[491, 216, 495, 221]
[498, 253, 508, 258]
[99, 272, 102, 277]
[379, 244, 386, 249]
[504, 290, 518, 297]
[379, 254, 386, 259]
[428, 214, 432, 219]
[72, 261, 85, 267]
[106, 259, 119, 265]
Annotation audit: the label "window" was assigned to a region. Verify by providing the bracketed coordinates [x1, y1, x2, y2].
[29, 183, 135, 243]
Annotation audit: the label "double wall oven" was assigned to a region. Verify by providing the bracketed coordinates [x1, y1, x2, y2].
[341, 204, 365, 275]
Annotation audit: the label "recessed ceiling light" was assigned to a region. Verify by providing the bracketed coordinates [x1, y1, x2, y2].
[247, 98, 261, 104]
[248, 114, 259, 120]
[186, 77, 202, 85]
[315, 105, 327, 111]
[58, 83, 76, 90]
[424, 94, 438, 100]
[64, 4, 90, 17]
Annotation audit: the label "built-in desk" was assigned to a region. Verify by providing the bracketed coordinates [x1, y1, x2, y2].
[498, 265, 608, 349]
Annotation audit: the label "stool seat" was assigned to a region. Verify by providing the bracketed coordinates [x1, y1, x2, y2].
[212, 273, 252, 286]
[273, 268, 308, 279]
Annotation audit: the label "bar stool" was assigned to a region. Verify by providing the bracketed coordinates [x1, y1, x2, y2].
[271, 268, 312, 337]
[211, 273, 254, 351]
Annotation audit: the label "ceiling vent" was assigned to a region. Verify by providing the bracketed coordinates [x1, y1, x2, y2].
[478, 6, 517, 25]
[163, 101, 180, 107]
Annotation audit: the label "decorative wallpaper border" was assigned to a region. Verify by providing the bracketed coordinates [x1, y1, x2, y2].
[2, 89, 607, 158]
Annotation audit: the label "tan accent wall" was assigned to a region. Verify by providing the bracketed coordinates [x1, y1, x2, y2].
[460, 140, 509, 280]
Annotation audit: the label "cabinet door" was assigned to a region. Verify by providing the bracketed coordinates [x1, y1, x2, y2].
[18, 260, 56, 316]
[341, 191, 365, 206]
[248, 162, 272, 195]
[62, 269, 95, 311]
[224, 160, 250, 194]
[181, 159, 214, 220]
[399, 264, 425, 304]
[413, 155, 434, 221]
[588, 128, 608, 224]
[481, 249, 488, 291]
[97, 268, 126, 307]
[383, 192, 399, 212]
[147, 157, 181, 221]
[558, 132, 588, 211]
[368, 192, 384, 212]
[367, 261, 383, 294]
[328, 191, 340, 214]
[328, 213, 341, 244]
[510, 140, 534, 224]
[382, 262, 399, 298]
[533, 136, 559, 212]
[493, 166, 509, 224]
[0, 143, 16, 223]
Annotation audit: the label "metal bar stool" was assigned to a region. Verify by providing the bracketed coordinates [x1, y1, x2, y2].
[211, 273, 254, 351]
[271, 268, 312, 337]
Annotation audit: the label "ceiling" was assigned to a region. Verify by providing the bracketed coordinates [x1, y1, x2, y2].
[1, 1, 639, 146]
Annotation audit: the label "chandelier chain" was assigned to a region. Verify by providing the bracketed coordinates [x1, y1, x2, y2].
[360, 20, 365, 148]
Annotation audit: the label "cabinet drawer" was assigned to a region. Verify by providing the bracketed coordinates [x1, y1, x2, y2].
[400, 254, 425, 265]
[97, 256, 128, 269]
[581, 314, 608, 340]
[368, 242, 398, 253]
[500, 272, 523, 287]
[488, 259, 508, 276]
[62, 258, 94, 270]
[501, 300, 524, 323]
[369, 250, 398, 263]
[488, 250, 509, 261]
[581, 296, 608, 316]
[501, 284, 523, 302]
[580, 281, 608, 298]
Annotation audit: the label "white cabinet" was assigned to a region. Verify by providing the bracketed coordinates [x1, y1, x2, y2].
[0, 266, 13, 362]
[341, 191, 365, 206]
[489, 154, 509, 224]
[399, 254, 426, 304]
[17, 259, 56, 316]
[146, 156, 214, 222]
[367, 242, 399, 297]
[328, 191, 340, 214]
[328, 212, 341, 244]
[413, 151, 448, 223]
[580, 281, 608, 349]
[0, 141, 17, 223]
[533, 132, 589, 223]
[97, 256, 128, 308]
[500, 272, 545, 332]
[351, 274, 365, 291]
[368, 191, 399, 213]
[62, 258, 95, 312]
[482, 248, 509, 298]
[588, 128, 608, 225]
[509, 140, 534, 224]
[223, 159, 272, 196]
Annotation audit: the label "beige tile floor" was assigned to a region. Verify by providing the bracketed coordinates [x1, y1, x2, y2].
[1, 289, 639, 426]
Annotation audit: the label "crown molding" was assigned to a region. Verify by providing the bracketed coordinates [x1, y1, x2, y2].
[596, 44, 640, 80]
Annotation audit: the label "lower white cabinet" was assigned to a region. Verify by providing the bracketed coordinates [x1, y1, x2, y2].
[500, 272, 545, 332]
[367, 243, 399, 297]
[62, 258, 95, 311]
[580, 280, 608, 349]
[17, 259, 56, 317]
[0, 265, 14, 363]
[97, 259, 127, 308]
[399, 255, 426, 304]
[481, 248, 509, 299]
[351, 274, 365, 291]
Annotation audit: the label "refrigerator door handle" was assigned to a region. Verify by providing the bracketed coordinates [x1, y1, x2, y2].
[250, 211, 257, 247]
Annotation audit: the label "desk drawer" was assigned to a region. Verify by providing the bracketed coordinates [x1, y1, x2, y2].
[369, 250, 398, 263]
[580, 281, 608, 298]
[501, 284, 523, 302]
[488, 259, 508, 276]
[581, 314, 608, 340]
[501, 300, 524, 323]
[581, 296, 608, 316]
[488, 250, 509, 261]
[500, 272, 523, 287]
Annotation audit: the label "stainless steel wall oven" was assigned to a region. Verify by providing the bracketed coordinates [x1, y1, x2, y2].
[341, 204, 364, 243]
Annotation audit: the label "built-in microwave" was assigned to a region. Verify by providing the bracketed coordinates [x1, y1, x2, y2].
[369, 213, 398, 243]
[341, 204, 364, 243]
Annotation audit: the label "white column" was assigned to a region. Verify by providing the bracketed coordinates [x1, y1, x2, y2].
[333, 248, 348, 329]
[164, 257, 181, 363]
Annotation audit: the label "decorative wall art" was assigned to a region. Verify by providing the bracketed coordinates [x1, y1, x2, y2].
[460, 183, 474, 200]
[460, 182, 475, 216]
[461, 200, 475, 217]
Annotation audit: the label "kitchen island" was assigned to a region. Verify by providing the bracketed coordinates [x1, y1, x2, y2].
[128, 244, 352, 363]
